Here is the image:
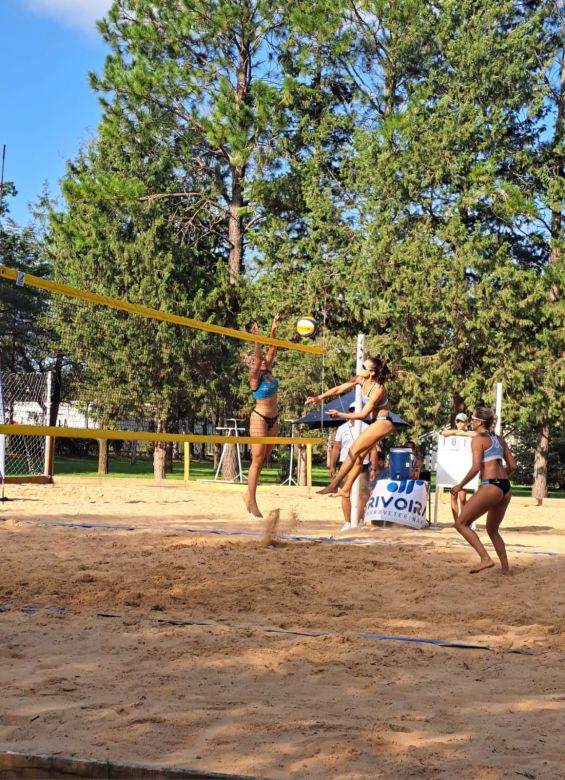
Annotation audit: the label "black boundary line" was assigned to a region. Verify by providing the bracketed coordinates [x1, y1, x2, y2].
[15, 518, 564, 557]
[0, 602, 535, 654]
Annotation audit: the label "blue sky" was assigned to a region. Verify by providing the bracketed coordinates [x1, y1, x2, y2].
[1, 1, 113, 226]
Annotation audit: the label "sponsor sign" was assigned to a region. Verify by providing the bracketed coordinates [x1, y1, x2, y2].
[364, 479, 428, 529]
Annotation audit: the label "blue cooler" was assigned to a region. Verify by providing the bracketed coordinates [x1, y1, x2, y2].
[389, 448, 412, 480]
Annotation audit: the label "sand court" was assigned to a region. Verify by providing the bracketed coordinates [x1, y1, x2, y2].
[1, 479, 564, 779]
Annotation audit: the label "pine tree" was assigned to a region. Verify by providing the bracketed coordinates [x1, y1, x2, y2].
[48, 106, 236, 477]
[0, 184, 52, 373]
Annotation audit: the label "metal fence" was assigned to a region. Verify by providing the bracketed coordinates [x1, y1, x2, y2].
[0, 370, 50, 477]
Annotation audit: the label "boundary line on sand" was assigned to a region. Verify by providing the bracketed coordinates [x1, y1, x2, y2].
[14, 518, 564, 557]
[0, 603, 536, 656]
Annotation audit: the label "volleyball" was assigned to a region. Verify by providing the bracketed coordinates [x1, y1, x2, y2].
[296, 316, 319, 338]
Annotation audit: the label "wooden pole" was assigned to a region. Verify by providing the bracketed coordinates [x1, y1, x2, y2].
[183, 442, 190, 485]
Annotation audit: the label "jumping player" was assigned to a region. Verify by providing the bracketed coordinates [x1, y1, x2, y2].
[305, 355, 395, 497]
[243, 314, 281, 518]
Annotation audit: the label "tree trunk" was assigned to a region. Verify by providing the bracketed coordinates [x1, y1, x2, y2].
[48, 354, 63, 426]
[97, 439, 108, 475]
[154, 443, 166, 480]
[153, 419, 166, 480]
[532, 421, 550, 505]
[297, 445, 307, 486]
[451, 392, 465, 426]
[221, 443, 239, 482]
[228, 171, 244, 282]
[226, 36, 250, 283]
[165, 441, 174, 473]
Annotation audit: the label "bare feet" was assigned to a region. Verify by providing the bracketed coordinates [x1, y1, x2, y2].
[501, 568, 512, 576]
[470, 558, 495, 574]
[242, 493, 263, 518]
[317, 485, 339, 495]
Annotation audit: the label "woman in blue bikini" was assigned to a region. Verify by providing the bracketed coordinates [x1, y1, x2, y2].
[305, 355, 395, 497]
[450, 404, 517, 574]
[243, 314, 281, 518]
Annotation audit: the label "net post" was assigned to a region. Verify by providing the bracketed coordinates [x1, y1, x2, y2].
[350, 334, 365, 527]
[306, 443, 312, 493]
[43, 371, 55, 481]
[44, 436, 56, 481]
[494, 382, 503, 435]
[183, 442, 190, 485]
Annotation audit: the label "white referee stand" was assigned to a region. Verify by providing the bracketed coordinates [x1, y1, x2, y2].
[212, 418, 246, 483]
[281, 420, 298, 486]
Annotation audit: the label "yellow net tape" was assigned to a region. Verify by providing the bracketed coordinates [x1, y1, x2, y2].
[0, 265, 324, 355]
[0, 423, 321, 447]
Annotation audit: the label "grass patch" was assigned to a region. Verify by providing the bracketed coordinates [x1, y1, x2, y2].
[51, 456, 565, 498]
[53, 456, 330, 486]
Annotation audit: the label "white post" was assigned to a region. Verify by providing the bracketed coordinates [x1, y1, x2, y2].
[43, 370, 53, 477]
[495, 383, 503, 435]
[350, 334, 365, 527]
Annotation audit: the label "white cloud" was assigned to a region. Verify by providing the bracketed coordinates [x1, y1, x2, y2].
[24, 0, 113, 32]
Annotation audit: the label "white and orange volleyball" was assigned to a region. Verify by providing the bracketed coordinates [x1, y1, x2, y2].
[296, 316, 319, 338]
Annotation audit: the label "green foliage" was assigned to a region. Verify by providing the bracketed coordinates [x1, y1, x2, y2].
[5, 0, 565, 494]
[0, 185, 53, 372]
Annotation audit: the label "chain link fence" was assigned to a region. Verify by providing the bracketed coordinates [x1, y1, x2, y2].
[0, 371, 50, 478]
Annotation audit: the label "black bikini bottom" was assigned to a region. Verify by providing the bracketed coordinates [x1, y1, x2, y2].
[481, 478, 511, 496]
[251, 408, 279, 430]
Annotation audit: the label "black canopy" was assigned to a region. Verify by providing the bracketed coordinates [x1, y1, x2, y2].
[292, 389, 410, 428]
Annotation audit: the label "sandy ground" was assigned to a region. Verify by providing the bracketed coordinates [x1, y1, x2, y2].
[1, 478, 564, 779]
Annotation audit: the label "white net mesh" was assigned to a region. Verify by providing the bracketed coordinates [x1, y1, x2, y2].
[0, 371, 50, 477]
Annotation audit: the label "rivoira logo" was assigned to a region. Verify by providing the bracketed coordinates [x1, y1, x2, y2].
[365, 479, 427, 517]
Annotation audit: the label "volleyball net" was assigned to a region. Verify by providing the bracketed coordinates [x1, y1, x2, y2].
[0, 264, 324, 476]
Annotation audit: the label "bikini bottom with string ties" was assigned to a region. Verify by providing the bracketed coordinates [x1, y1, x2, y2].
[251, 408, 280, 430]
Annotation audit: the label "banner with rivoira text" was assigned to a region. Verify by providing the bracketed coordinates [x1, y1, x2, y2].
[364, 479, 428, 529]
[0, 361, 5, 480]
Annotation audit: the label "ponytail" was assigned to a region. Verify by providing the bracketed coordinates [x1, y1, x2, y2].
[367, 355, 396, 384]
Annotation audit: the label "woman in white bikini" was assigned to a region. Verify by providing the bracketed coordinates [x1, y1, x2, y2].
[450, 404, 517, 574]
[305, 355, 395, 496]
[243, 314, 281, 518]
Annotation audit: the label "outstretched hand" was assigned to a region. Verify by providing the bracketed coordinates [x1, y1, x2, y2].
[270, 313, 281, 335]
[305, 395, 320, 405]
[251, 321, 259, 335]
[327, 409, 341, 418]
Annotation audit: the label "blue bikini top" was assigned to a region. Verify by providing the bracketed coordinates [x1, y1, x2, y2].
[482, 434, 504, 463]
[252, 371, 279, 400]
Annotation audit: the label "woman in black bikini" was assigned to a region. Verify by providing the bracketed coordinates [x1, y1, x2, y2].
[450, 404, 517, 574]
[305, 356, 395, 497]
[243, 314, 281, 518]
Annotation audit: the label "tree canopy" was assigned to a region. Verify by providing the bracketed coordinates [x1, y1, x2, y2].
[2, 0, 563, 493]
